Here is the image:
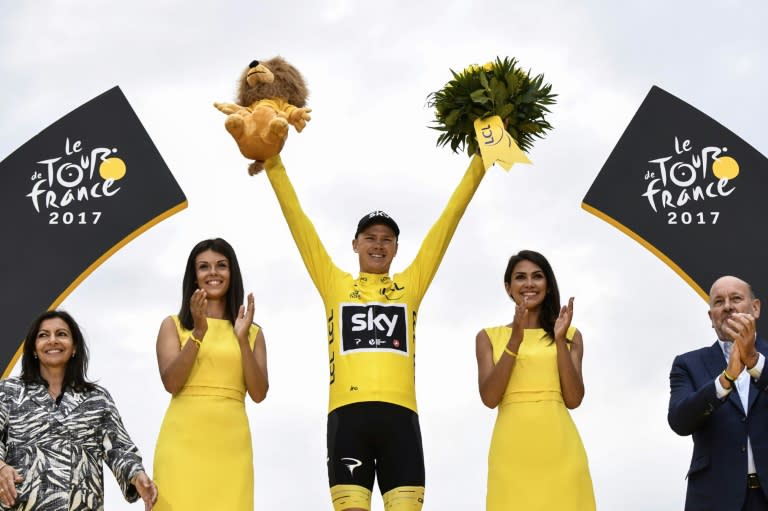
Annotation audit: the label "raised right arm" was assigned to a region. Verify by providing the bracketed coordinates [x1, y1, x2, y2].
[476, 328, 523, 409]
[264, 155, 340, 295]
[156, 316, 200, 395]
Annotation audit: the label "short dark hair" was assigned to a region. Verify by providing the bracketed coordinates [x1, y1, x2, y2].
[178, 238, 244, 330]
[21, 310, 95, 392]
[504, 250, 561, 341]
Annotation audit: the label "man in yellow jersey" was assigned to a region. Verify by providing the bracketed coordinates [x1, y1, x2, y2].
[264, 153, 486, 511]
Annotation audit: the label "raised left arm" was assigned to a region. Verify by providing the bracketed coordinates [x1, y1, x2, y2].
[554, 298, 585, 409]
[557, 330, 585, 409]
[235, 293, 269, 403]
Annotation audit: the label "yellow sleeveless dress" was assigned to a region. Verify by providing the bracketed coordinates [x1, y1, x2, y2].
[485, 326, 595, 511]
[153, 316, 259, 511]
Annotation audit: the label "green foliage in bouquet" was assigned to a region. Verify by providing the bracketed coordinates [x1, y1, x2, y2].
[427, 57, 556, 155]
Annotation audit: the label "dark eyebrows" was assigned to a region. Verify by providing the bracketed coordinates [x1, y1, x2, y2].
[197, 258, 229, 266]
[513, 270, 545, 277]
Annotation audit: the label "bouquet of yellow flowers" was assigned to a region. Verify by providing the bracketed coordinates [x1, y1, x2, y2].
[427, 57, 556, 156]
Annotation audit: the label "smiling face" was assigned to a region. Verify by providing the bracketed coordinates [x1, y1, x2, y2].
[708, 276, 761, 341]
[505, 259, 548, 310]
[195, 249, 231, 299]
[35, 317, 75, 372]
[352, 224, 399, 274]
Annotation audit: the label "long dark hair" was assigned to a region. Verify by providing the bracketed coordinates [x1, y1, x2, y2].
[21, 310, 95, 392]
[178, 238, 244, 330]
[504, 250, 561, 341]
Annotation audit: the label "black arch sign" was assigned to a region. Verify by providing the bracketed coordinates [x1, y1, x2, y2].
[583, 86, 768, 333]
[0, 87, 187, 375]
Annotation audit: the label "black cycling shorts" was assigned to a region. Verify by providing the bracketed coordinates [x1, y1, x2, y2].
[327, 401, 425, 494]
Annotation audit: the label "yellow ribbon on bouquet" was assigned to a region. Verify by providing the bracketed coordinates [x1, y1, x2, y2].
[473, 115, 531, 171]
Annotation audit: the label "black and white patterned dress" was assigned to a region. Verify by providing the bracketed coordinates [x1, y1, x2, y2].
[0, 377, 145, 510]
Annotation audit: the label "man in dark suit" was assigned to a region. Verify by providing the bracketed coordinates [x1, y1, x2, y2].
[669, 275, 768, 511]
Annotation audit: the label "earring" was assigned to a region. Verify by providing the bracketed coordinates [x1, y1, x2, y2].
[72, 352, 77, 359]
[33, 353, 38, 359]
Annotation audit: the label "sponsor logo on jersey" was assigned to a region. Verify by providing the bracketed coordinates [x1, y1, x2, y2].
[327, 309, 336, 384]
[380, 281, 406, 301]
[340, 303, 408, 355]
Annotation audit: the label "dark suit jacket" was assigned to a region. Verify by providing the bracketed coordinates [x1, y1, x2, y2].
[669, 338, 768, 511]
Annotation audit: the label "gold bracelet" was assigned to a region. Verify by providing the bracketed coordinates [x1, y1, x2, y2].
[189, 335, 202, 348]
[504, 347, 518, 358]
[722, 369, 737, 384]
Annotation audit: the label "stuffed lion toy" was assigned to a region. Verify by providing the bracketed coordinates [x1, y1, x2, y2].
[214, 57, 311, 175]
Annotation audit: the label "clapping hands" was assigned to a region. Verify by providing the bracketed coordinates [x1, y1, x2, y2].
[554, 297, 575, 343]
[234, 293, 255, 343]
[724, 312, 759, 368]
[190, 289, 208, 341]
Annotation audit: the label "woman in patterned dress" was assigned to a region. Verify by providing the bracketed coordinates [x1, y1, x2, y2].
[0, 310, 157, 510]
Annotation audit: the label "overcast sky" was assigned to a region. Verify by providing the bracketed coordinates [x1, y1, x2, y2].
[2, 1, 767, 509]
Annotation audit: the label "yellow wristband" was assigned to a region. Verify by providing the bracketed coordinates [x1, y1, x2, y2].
[189, 335, 202, 348]
[722, 369, 737, 384]
[504, 347, 518, 358]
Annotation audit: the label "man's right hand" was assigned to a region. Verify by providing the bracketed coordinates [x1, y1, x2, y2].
[721, 341, 745, 390]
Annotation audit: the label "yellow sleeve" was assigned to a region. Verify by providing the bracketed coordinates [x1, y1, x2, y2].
[403, 154, 486, 299]
[265, 155, 340, 296]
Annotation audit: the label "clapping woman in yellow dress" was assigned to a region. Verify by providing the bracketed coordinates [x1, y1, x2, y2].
[153, 238, 268, 511]
[475, 250, 595, 511]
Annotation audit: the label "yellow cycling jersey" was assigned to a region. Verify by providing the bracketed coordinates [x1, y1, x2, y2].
[265, 155, 486, 413]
